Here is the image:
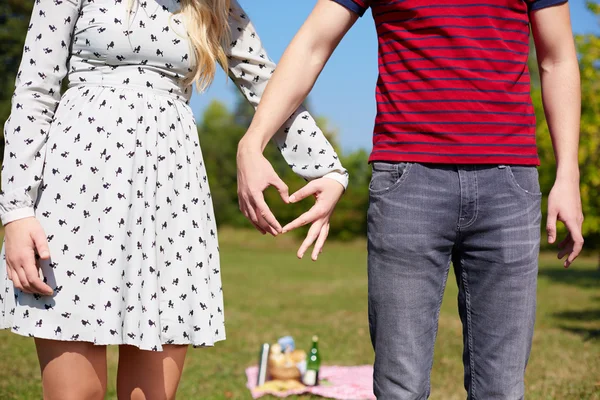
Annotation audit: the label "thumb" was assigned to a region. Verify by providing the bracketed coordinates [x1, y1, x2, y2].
[270, 173, 289, 203]
[31, 228, 50, 259]
[546, 209, 558, 244]
[289, 181, 318, 204]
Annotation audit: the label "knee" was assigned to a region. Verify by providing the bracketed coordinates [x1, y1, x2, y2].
[44, 384, 106, 400]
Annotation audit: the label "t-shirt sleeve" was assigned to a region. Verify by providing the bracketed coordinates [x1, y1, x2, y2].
[527, 0, 568, 12]
[330, 0, 372, 16]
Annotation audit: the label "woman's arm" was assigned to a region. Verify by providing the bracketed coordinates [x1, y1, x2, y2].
[225, 0, 351, 239]
[1, 0, 81, 225]
[530, 2, 584, 268]
[0, 0, 81, 295]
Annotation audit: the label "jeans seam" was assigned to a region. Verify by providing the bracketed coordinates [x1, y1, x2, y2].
[462, 263, 477, 400]
[426, 256, 453, 393]
[461, 169, 479, 229]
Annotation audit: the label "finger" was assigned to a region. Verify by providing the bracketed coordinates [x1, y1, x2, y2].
[6, 263, 13, 281]
[271, 175, 289, 204]
[24, 263, 53, 295]
[289, 182, 318, 204]
[282, 207, 323, 233]
[557, 239, 572, 259]
[546, 210, 558, 244]
[311, 223, 330, 261]
[557, 234, 571, 250]
[31, 229, 51, 259]
[252, 197, 282, 234]
[564, 220, 584, 268]
[297, 221, 324, 259]
[245, 205, 267, 235]
[10, 269, 24, 292]
[16, 267, 32, 293]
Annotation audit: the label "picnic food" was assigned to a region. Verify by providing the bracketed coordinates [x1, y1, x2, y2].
[268, 340, 306, 381]
[255, 379, 306, 393]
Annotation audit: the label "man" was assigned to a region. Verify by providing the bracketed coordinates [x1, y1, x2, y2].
[236, 0, 583, 398]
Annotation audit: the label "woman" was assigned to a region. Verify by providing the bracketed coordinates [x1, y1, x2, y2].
[0, 0, 348, 398]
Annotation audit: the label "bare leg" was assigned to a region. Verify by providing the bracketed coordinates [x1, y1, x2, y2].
[117, 344, 188, 400]
[35, 338, 107, 400]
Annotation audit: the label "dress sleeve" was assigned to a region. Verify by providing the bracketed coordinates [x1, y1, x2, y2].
[223, 0, 349, 189]
[0, 0, 81, 225]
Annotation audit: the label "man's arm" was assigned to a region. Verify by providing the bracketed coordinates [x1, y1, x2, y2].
[237, 0, 359, 151]
[225, 0, 349, 236]
[236, 0, 361, 259]
[530, 2, 584, 267]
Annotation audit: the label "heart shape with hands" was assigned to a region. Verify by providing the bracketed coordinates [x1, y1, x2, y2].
[236, 152, 345, 261]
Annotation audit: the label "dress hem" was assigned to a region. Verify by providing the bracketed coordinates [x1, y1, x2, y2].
[1, 325, 226, 352]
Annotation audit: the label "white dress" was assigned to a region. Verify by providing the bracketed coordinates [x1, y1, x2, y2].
[0, 0, 348, 351]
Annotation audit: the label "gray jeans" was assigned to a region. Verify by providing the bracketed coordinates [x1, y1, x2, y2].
[367, 162, 542, 400]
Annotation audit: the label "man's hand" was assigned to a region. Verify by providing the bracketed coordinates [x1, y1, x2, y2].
[282, 178, 344, 261]
[546, 177, 584, 268]
[5, 217, 53, 295]
[237, 145, 289, 236]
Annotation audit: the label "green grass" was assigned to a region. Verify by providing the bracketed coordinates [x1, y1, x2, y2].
[0, 228, 599, 399]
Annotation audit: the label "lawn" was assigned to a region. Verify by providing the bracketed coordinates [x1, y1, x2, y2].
[0, 228, 598, 399]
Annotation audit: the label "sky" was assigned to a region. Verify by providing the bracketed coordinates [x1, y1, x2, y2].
[190, 0, 599, 153]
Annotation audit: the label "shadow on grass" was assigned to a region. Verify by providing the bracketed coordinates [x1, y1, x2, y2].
[538, 267, 600, 289]
[553, 298, 600, 342]
[556, 326, 600, 341]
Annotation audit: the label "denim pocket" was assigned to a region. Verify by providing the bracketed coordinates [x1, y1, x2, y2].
[506, 165, 542, 196]
[369, 162, 412, 195]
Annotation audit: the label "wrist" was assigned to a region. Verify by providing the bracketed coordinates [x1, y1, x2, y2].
[555, 162, 580, 184]
[238, 134, 268, 155]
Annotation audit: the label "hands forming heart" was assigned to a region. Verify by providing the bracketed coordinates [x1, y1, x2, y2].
[236, 147, 344, 261]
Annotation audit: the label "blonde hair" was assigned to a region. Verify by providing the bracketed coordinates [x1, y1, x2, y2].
[128, 0, 231, 91]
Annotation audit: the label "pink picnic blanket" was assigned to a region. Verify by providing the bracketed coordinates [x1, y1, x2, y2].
[245, 365, 375, 399]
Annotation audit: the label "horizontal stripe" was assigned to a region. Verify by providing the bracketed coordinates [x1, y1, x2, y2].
[381, 56, 527, 66]
[375, 120, 536, 127]
[376, 141, 537, 148]
[374, 3, 527, 18]
[373, 131, 534, 138]
[371, 150, 539, 158]
[377, 110, 536, 116]
[378, 23, 530, 37]
[379, 34, 528, 46]
[380, 45, 529, 57]
[376, 14, 529, 29]
[378, 66, 530, 76]
[375, 87, 531, 95]
[380, 77, 530, 85]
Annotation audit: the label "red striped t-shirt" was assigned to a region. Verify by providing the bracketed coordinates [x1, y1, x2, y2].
[333, 0, 567, 165]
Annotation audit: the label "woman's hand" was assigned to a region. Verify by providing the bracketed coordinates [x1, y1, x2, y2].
[282, 178, 344, 261]
[237, 144, 289, 236]
[4, 217, 53, 295]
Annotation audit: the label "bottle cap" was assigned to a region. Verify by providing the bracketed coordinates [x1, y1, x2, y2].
[312, 335, 318, 342]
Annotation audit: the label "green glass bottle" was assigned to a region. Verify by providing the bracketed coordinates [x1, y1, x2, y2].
[303, 335, 321, 386]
